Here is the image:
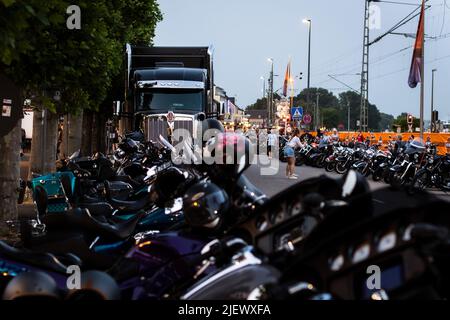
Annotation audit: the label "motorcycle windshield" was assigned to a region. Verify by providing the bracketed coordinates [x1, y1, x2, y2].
[405, 140, 426, 154]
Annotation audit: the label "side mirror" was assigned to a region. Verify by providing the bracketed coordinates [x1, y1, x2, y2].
[113, 101, 122, 116]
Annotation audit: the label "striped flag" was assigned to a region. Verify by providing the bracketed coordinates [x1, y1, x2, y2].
[283, 60, 291, 97]
[408, 0, 425, 88]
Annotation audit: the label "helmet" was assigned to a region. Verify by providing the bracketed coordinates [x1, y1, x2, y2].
[183, 181, 230, 229]
[66, 271, 120, 300]
[151, 167, 190, 205]
[2, 271, 60, 300]
[203, 133, 254, 179]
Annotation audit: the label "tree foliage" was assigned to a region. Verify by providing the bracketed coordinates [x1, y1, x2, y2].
[393, 113, 420, 132]
[247, 87, 387, 131]
[0, 0, 162, 114]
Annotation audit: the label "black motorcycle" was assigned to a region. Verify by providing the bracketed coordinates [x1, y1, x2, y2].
[389, 140, 427, 190]
[409, 153, 450, 193]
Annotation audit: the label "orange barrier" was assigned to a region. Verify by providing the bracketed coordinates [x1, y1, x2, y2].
[335, 132, 450, 155]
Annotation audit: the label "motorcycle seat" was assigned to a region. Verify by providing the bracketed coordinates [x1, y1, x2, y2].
[41, 208, 144, 241]
[0, 240, 79, 273]
[78, 202, 114, 217]
[104, 180, 150, 211]
[111, 175, 141, 189]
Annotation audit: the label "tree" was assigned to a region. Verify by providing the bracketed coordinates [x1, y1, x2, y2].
[393, 113, 420, 132]
[0, 0, 162, 226]
[379, 113, 395, 131]
[246, 93, 281, 111]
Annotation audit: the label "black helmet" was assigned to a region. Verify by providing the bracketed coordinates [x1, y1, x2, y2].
[151, 167, 190, 206]
[2, 271, 60, 300]
[66, 271, 120, 300]
[183, 181, 230, 229]
[203, 133, 254, 179]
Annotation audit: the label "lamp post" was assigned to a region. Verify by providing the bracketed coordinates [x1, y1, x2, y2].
[303, 18, 312, 111]
[431, 68, 437, 132]
[267, 58, 274, 126]
[315, 92, 320, 131]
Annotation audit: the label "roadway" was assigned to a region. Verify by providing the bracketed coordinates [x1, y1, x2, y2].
[245, 155, 449, 215]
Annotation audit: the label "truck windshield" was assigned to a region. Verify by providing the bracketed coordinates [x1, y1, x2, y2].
[136, 89, 204, 113]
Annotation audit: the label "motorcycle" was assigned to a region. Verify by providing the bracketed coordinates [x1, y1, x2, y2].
[389, 140, 427, 190]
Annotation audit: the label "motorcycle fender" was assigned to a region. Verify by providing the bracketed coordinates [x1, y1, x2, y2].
[352, 162, 366, 169]
[182, 264, 280, 300]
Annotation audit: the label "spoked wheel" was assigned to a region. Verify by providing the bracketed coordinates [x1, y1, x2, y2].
[383, 169, 393, 184]
[390, 173, 403, 190]
[372, 169, 382, 182]
[408, 170, 429, 194]
[325, 161, 335, 172]
[316, 157, 326, 168]
[335, 162, 348, 174]
[295, 157, 305, 167]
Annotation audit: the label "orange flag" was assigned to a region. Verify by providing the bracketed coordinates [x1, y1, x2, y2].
[283, 60, 291, 97]
[408, 0, 425, 88]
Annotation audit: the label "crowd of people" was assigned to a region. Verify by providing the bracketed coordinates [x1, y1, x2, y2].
[227, 124, 450, 180]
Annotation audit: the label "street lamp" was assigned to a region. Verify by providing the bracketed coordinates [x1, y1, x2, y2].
[431, 69, 437, 132]
[303, 18, 312, 111]
[267, 58, 274, 126]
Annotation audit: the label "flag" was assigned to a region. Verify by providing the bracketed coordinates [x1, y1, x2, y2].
[283, 60, 291, 97]
[408, 0, 425, 88]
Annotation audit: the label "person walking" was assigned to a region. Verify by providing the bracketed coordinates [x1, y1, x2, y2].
[283, 128, 303, 179]
[267, 128, 277, 160]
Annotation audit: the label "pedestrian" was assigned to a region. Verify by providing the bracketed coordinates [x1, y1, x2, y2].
[331, 128, 339, 142]
[316, 128, 323, 139]
[283, 128, 303, 180]
[319, 131, 331, 149]
[446, 138, 450, 155]
[356, 131, 364, 143]
[378, 136, 383, 147]
[267, 128, 277, 160]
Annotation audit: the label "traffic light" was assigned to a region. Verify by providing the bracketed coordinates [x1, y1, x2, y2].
[407, 114, 414, 124]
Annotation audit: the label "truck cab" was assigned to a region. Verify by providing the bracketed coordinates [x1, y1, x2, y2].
[122, 44, 217, 144]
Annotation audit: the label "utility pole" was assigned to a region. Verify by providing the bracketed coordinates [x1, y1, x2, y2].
[303, 19, 312, 114]
[267, 58, 274, 127]
[420, 4, 425, 140]
[347, 100, 351, 132]
[360, 0, 370, 132]
[431, 68, 437, 132]
[315, 92, 320, 131]
[270, 60, 275, 126]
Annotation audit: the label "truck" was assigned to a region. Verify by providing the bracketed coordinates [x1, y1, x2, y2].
[120, 44, 217, 144]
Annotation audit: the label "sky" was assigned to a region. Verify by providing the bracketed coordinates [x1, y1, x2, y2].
[154, 0, 450, 119]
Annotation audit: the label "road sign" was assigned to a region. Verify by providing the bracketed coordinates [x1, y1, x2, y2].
[291, 107, 303, 120]
[303, 114, 312, 125]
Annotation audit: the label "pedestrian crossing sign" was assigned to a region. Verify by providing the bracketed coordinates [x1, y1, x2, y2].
[291, 107, 303, 119]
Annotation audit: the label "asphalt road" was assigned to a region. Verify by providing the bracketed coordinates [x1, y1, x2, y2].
[245, 155, 450, 215]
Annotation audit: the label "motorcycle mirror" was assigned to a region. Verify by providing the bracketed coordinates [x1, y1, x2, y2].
[159, 134, 176, 152]
[69, 150, 80, 160]
[341, 170, 358, 198]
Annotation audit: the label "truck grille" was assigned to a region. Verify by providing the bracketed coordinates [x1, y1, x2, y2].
[143, 116, 194, 142]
